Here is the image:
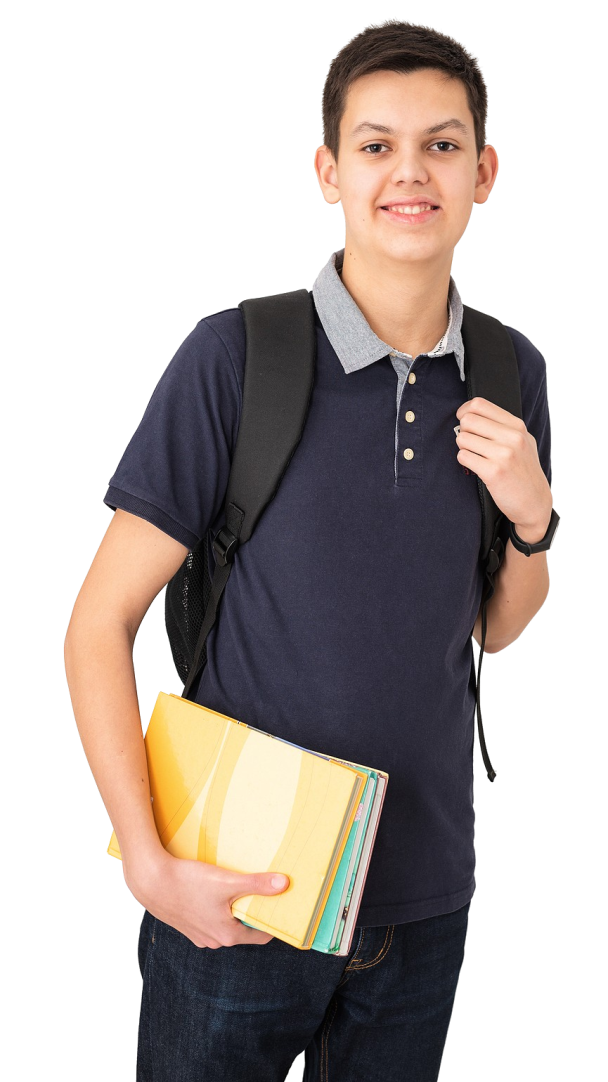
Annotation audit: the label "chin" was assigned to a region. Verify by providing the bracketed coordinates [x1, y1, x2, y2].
[378, 240, 448, 264]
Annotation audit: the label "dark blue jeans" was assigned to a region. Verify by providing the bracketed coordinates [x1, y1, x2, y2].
[137, 900, 470, 1081]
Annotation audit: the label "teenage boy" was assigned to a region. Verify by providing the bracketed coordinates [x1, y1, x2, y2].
[65, 19, 556, 1082]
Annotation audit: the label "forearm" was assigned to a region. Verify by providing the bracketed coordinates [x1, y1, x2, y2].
[64, 614, 164, 883]
[473, 517, 550, 653]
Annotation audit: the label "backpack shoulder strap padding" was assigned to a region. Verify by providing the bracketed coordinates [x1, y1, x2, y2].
[461, 304, 522, 565]
[181, 288, 316, 700]
[226, 288, 317, 545]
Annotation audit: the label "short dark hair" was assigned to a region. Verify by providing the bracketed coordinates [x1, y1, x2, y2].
[322, 20, 488, 162]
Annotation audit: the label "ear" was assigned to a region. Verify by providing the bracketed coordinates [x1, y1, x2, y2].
[314, 145, 342, 206]
[473, 144, 499, 206]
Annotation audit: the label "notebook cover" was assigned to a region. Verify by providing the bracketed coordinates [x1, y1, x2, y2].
[107, 692, 369, 949]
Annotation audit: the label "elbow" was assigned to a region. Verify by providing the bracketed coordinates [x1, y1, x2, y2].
[64, 608, 135, 689]
[482, 636, 510, 653]
[484, 585, 551, 654]
[473, 631, 509, 653]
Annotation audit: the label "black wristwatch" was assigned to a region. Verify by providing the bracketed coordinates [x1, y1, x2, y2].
[508, 507, 560, 556]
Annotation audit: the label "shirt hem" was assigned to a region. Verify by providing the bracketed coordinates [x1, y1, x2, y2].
[354, 878, 475, 928]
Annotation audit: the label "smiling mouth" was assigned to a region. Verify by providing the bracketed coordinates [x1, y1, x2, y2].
[381, 203, 440, 215]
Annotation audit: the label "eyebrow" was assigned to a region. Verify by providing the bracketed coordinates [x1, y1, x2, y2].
[350, 118, 469, 138]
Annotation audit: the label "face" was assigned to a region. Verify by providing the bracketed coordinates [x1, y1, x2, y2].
[315, 68, 498, 270]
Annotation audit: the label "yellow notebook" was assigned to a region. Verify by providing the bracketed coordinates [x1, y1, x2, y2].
[108, 692, 379, 950]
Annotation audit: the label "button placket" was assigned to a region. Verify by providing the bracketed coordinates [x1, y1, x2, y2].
[396, 361, 423, 484]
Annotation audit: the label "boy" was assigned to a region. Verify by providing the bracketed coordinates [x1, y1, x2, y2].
[64, 20, 556, 1082]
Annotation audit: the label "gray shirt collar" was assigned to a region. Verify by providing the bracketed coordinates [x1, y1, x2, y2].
[312, 248, 466, 382]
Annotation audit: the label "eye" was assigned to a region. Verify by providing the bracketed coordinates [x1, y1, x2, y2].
[429, 141, 458, 152]
[362, 143, 390, 155]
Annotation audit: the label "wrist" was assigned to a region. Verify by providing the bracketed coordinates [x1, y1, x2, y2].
[123, 842, 169, 895]
[512, 508, 553, 545]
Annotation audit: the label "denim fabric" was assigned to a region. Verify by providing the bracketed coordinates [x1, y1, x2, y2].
[136, 900, 470, 1081]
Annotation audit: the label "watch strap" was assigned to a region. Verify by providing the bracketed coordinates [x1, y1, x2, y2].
[509, 508, 560, 555]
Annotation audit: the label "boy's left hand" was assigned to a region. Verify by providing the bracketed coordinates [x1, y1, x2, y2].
[455, 397, 552, 537]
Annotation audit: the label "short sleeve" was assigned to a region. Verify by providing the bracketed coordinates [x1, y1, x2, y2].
[103, 315, 242, 549]
[505, 326, 552, 488]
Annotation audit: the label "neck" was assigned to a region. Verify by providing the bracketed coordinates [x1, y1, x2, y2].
[339, 241, 453, 358]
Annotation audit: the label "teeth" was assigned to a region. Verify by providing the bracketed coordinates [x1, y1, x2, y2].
[387, 204, 434, 215]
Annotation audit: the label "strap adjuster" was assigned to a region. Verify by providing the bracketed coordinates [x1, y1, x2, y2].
[486, 536, 505, 576]
[212, 526, 239, 566]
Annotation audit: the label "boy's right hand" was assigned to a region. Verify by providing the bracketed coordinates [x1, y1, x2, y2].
[124, 849, 291, 949]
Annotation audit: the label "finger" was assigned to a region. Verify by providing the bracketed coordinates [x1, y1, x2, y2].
[216, 897, 280, 945]
[455, 447, 484, 476]
[456, 430, 494, 460]
[245, 931, 274, 945]
[229, 871, 290, 903]
[230, 922, 274, 946]
[457, 396, 518, 425]
[458, 412, 525, 442]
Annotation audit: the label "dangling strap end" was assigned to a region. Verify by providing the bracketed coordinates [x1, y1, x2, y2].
[476, 588, 498, 783]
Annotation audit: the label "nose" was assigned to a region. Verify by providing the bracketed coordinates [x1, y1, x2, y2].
[389, 145, 430, 187]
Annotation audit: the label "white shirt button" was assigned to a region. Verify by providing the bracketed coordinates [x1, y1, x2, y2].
[408, 372, 416, 384]
[405, 411, 415, 422]
[403, 448, 414, 460]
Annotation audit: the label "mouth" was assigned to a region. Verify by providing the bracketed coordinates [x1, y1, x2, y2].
[379, 202, 441, 224]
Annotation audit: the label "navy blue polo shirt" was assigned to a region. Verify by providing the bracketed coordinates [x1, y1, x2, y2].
[104, 255, 552, 927]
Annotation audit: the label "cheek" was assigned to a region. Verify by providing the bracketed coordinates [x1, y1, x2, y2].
[449, 180, 474, 209]
[443, 187, 476, 232]
[343, 178, 378, 220]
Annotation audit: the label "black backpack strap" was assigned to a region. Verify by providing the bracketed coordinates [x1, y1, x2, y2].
[182, 289, 316, 701]
[461, 305, 523, 780]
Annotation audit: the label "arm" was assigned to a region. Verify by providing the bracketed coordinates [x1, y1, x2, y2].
[64, 508, 289, 948]
[64, 508, 190, 885]
[472, 513, 551, 653]
[455, 395, 553, 655]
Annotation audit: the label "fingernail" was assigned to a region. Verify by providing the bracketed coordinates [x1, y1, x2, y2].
[272, 874, 288, 889]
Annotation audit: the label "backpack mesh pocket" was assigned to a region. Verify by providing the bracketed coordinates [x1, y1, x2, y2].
[164, 533, 213, 685]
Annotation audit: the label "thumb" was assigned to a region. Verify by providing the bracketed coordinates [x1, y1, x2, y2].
[269, 872, 290, 892]
[236, 871, 291, 899]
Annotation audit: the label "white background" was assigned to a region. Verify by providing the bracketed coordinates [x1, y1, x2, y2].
[3, 1, 605, 1078]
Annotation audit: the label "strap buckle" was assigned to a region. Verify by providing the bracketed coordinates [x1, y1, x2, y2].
[486, 536, 505, 576]
[212, 526, 240, 566]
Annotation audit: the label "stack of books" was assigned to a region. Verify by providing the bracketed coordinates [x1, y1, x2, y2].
[107, 692, 388, 954]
